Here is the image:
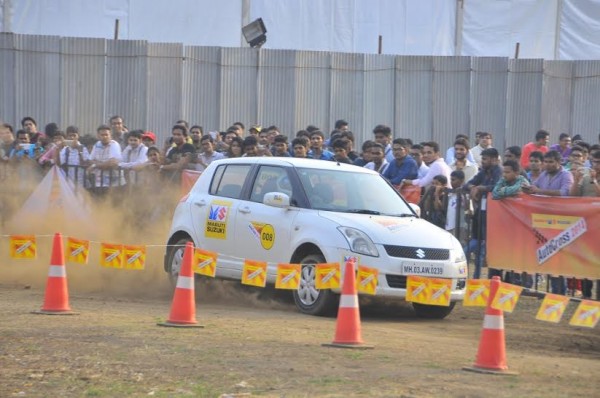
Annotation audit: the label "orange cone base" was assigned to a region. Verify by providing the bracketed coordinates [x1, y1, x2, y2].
[31, 309, 79, 315]
[157, 321, 204, 328]
[462, 366, 518, 375]
[322, 342, 374, 350]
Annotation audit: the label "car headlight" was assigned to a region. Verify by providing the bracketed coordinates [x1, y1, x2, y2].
[450, 238, 466, 263]
[337, 227, 379, 257]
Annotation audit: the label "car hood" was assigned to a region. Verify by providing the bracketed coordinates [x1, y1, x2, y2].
[317, 211, 455, 248]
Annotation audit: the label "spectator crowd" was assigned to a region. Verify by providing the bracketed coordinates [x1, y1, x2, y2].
[1, 116, 599, 298]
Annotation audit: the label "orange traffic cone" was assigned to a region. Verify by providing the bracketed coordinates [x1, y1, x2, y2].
[158, 242, 203, 328]
[322, 258, 373, 349]
[32, 232, 78, 315]
[463, 276, 517, 375]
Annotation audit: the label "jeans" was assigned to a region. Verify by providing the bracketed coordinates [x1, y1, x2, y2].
[550, 276, 567, 295]
[464, 238, 486, 279]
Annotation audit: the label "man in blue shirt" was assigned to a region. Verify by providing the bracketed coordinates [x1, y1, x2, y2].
[382, 138, 418, 185]
[309, 130, 334, 160]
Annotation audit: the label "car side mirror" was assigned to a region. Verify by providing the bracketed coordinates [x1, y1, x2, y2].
[409, 203, 421, 217]
[263, 192, 290, 208]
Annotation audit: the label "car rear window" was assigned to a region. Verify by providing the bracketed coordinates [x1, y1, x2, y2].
[210, 164, 251, 199]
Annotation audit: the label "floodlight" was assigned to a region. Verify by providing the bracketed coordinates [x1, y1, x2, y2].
[242, 18, 267, 48]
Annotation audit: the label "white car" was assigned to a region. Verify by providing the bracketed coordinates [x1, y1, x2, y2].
[165, 157, 467, 319]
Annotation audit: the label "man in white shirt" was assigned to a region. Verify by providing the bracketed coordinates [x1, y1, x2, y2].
[363, 143, 389, 175]
[88, 124, 125, 194]
[410, 144, 429, 179]
[449, 137, 478, 183]
[402, 141, 451, 189]
[373, 124, 394, 163]
[445, 133, 476, 164]
[119, 130, 148, 184]
[59, 125, 90, 188]
[471, 131, 494, 168]
[195, 134, 225, 171]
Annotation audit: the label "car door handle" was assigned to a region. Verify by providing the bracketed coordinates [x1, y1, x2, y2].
[239, 206, 251, 214]
[194, 200, 206, 207]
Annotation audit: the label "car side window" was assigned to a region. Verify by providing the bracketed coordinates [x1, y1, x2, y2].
[250, 166, 293, 203]
[210, 164, 251, 199]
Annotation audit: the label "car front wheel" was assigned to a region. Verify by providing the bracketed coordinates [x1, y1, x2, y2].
[165, 237, 192, 287]
[412, 302, 456, 319]
[293, 253, 338, 316]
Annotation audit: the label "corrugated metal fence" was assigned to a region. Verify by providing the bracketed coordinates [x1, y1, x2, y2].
[1, 33, 599, 150]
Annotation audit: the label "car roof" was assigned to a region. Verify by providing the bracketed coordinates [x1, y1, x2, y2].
[211, 156, 378, 174]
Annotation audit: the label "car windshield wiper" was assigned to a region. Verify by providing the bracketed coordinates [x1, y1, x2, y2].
[399, 213, 417, 217]
[345, 209, 381, 215]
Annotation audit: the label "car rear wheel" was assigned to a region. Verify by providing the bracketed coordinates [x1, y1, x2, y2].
[293, 253, 338, 316]
[412, 302, 456, 319]
[165, 237, 192, 287]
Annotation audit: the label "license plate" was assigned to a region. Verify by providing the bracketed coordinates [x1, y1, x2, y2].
[402, 262, 444, 276]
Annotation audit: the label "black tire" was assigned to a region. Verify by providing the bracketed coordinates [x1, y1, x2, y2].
[412, 302, 456, 319]
[293, 253, 338, 316]
[164, 237, 192, 287]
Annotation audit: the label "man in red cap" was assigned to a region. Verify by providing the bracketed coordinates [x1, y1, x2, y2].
[142, 131, 156, 148]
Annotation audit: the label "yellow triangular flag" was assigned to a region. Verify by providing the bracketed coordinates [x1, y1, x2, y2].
[569, 300, 600, 328]
[9, 235, 37, 259]
[357, 265, 378, 295]
[463, 279, 490, 307]
[242, 259, 267, 287]
[275, 263, 301, 290]
[427, 278, 452, 307]
[100, 243, 124, 268]
[406, 276, 429, 304]
[193, 248, 218, 277]
[123, 245, 146, 270]
[491, 282, 523, 313]
[315, 263, 340, 290]
[536, 294, 570, 323]
[66, 237, 89, 264]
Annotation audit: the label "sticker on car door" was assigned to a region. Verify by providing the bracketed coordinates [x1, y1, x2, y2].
[248, 222, 275, 250]
[206, 200, 231, 239]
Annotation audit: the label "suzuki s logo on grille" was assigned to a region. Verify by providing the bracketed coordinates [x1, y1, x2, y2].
[415, 249, 426, 259]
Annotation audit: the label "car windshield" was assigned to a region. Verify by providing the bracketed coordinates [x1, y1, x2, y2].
[296, 167, 414, 216]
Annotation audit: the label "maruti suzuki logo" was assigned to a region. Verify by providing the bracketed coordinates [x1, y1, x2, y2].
[415, 249, 425, 259]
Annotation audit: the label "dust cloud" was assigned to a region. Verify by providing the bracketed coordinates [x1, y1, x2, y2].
[0, 165, 296, 311]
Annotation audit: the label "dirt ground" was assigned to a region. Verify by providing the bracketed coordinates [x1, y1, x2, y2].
[1, 272, 599, 398]
[1, 181, 599, 397]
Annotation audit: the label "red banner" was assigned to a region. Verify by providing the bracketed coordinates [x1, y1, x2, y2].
[394, 185, 421, 205]
[487, 194, 600, 279]
[181, 169, 202, 195]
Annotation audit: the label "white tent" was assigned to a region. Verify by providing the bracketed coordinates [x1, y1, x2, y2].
[1, 0, 599, 60]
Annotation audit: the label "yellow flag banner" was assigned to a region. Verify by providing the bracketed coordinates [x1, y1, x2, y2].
[9, 235, 37, 259]
[569, 300, 600, 328]
[536, 294, 570, 323]
[315, 263, 340, 290]
[356, 265, 378, 295]
[491, 283, 523, 313]
[123, 245, 146, 270]
[193, 248, 218, 277]
[406, 276, 430, 304]
[242, 259, 267, 287]
[66, 237, 89, 264]
[100, 243, 124, 268]
[463, 279, 490, 307]
[275, 263, 301, 290]
[427, 278, 452, 307]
